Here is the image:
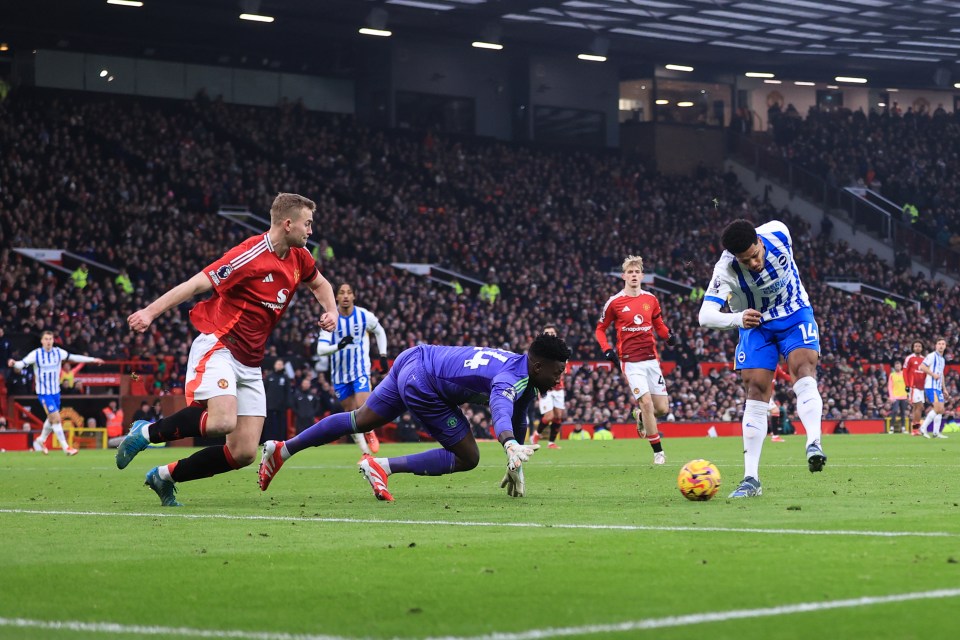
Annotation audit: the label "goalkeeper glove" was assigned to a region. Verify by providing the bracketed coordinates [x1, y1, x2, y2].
[666, 333, 680, 347]
[500, 467, 526, 498]
[378, 356, 389, 372]
[603, 349, 618, 364]
[503, 439, 537, 471]
[336, 335, 354, 350]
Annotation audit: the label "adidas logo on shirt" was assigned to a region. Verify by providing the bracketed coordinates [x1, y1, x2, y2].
[621, 305, 631, 312]
[262, 273, 274, 283]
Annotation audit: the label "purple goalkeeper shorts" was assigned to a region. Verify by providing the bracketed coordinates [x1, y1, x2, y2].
[365, 346, 471, 448]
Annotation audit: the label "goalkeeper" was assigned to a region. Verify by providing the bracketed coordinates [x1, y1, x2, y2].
[258, 332, 571, 500]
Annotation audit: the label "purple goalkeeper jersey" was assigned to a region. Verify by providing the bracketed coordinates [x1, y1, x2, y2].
[365, 345, 535, 443]
[420, 346, 534, 434]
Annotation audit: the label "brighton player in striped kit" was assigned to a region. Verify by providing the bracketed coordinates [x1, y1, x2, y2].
[918, 338, 948, 439]
[8, 330, 104, 455]
[118, 193, 338, 506]
[315, 283, 388, 455]
[698, 218, 827, 498]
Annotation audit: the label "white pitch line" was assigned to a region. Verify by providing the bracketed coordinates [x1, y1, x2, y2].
[2, 588, 959, 639]
[0, 508, 955, 538]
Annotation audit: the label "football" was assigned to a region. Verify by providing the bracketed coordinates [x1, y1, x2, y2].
[677, 459, 721, 501]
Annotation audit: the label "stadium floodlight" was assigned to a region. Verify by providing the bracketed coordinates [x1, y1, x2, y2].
[677, 101, 695, 107]
[764, 79, 782, 84]
[578, 54, 606, 62]
[665, 64, 694, 72]
[835, 76, 867, 83]
[745, 72, 775, 78]
[794, 81, 816, 86]
[359, 28, 392, 37]
[240, 13, 274, 22]
[107, 0, 144, 6]
[655, 99, 670, 105]
[472, 41, 503, 50]
[99, 69, 109, 77]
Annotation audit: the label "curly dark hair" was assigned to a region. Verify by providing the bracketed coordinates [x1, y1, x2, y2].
[721, 219, 758, 254]
[529, 332, 572, 363]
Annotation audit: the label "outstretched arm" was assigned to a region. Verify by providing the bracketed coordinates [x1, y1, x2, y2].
[306, 273, 338, 332]
[128, 272, 212, 333]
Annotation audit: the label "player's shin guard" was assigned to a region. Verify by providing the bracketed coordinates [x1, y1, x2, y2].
[149, 405, 208, 443]
[170, 445, 240, 482]
[793, 377, 823, 446]
[742, 399, 768, 480]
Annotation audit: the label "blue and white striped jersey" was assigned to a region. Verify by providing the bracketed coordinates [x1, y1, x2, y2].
[318, 306, 388, 384]
[703, 220, 811, 322]
[17, 347, 69, 396]
[922, 351, 945, 391]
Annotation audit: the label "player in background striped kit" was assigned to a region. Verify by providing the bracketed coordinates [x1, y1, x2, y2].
[699, 218, 827, 498]
[918, 338, 948, 439]
[8, 330, 104, 455]
[316, 283, 388, 455]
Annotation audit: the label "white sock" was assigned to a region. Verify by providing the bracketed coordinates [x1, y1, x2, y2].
[932, 413, 944, 436]
[375, 457, 392, 475]
[157, 465, 173, 482]
[352, 432, 371, 455]
[921, 409, 936, 433]
[793, 377, 823, 446]
[742, 399, 768, 480]
[36, 421, 53, 449]
[141, 424, 151, 441]
[280, 442, 292, 460]
[51, 423, 68, 451]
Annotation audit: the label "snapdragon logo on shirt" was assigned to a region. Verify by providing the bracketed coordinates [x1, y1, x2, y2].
[260, 288, 289, 311]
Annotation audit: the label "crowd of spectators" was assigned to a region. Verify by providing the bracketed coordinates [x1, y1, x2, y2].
[1, 87, 957, 429]
[766, 103, 960, 250]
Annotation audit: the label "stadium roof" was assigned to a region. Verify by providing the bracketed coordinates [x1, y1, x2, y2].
[8, 0, 960, 87]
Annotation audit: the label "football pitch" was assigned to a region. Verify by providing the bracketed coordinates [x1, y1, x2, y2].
[2, 434, 959, 640]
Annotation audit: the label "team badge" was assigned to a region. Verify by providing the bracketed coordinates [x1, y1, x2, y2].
[777, 254, 788, 268]
[633, 388, 640, 395]
[294, 268, 301, 282]
[447, 417, 457, 427]
[218, 379, 229, 389]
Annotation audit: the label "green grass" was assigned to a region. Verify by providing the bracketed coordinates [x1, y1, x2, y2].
[2, 434, 960, 639]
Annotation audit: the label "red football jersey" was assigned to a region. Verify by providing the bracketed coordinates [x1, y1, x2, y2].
[191, 233, 319, 367]
[595, 289, 670, 363]
[903, 353, 925, 389]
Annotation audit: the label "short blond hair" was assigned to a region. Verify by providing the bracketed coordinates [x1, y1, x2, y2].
[270, 192, 316, 226]
[622, 255, 644, 272]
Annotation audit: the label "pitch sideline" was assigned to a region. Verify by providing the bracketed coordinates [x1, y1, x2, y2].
[0, 508, 956, 538]
[2, 587, 959, 639]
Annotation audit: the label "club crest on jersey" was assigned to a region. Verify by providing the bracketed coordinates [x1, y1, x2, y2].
[777, 254, 788, 268]
[218, 379, 229, 389]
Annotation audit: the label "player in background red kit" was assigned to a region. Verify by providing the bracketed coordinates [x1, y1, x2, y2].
[118, 193, 338, 506]
[903, 340, 926, 435]
[531, 325, 566, 449]
[595, 255, 678, 465]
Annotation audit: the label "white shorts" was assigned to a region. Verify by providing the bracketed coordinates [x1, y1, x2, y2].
[910, 388, 925, 404]
[185, 333, 266, 417]
[539, 390, 565, 414]
[622, 360, 667, 399]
